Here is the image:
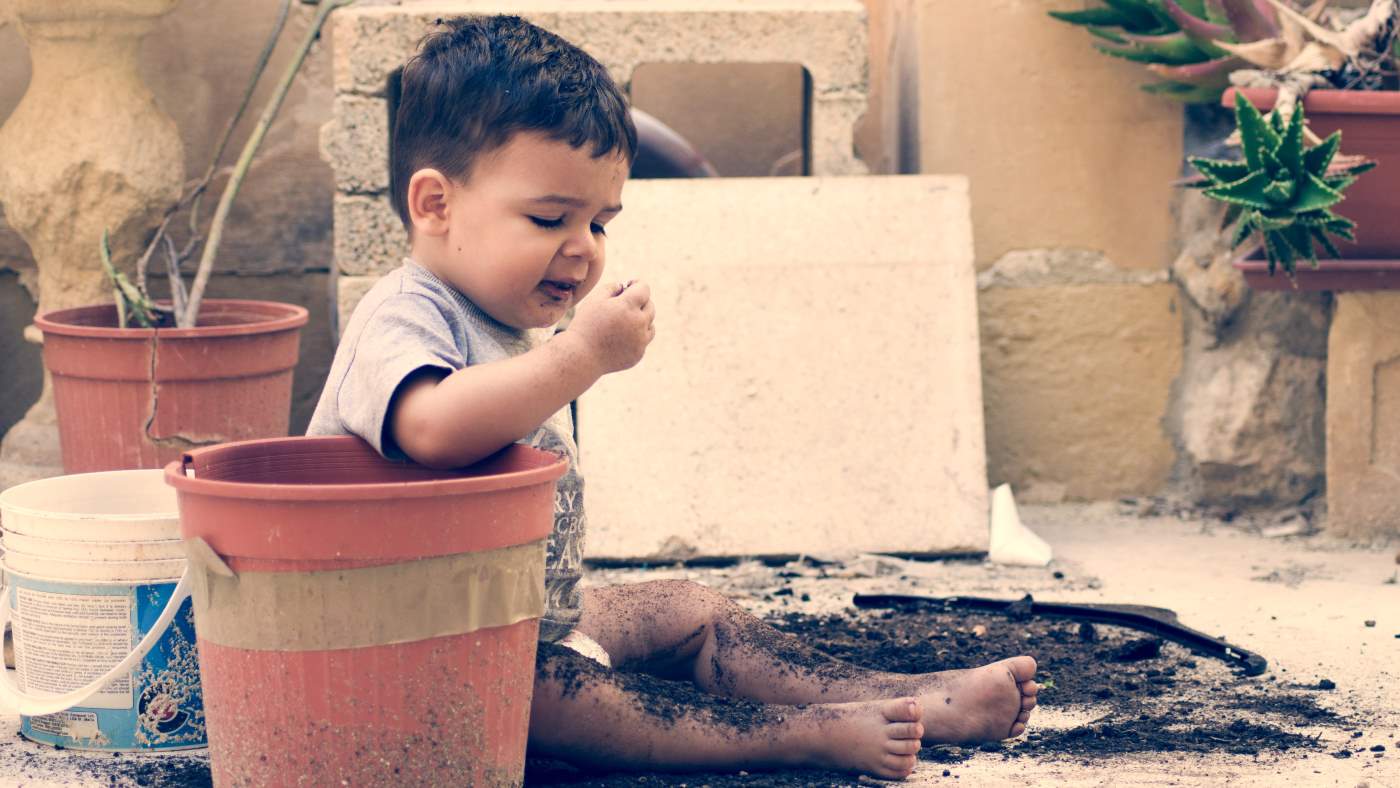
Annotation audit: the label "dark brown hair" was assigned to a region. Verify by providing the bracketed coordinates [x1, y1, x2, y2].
[389, 15, 637, 229]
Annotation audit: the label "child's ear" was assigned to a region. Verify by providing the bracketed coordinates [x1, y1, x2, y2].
[407, 168, 452, 236]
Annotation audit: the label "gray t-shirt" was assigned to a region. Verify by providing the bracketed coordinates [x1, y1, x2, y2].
[307, 260, 585, 642]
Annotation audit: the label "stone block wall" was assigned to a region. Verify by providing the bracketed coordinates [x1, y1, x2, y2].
[325, 1, 871, 329]
[917, 0, 1186, 501]
[1327, 291, 1400, 537]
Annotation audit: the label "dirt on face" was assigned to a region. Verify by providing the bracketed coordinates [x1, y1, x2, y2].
[526, 603, 1363, 786]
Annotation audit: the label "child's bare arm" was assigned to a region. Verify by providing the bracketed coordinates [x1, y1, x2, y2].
[390, 281, 655, 468]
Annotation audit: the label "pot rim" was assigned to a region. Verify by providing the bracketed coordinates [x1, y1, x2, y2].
[164, 436, 570, 502]
[34, 299, 309, 340]
[1225, 87, 1400, 116]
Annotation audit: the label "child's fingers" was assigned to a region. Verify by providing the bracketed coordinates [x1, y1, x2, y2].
[619, 280, 650, 307]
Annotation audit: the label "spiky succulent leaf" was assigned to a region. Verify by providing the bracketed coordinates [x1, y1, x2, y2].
[1096, 32, 1214, 65]
[1234, 92, 1278, 171]
[1278, 106, 1305, 180]
[1263, 178, 1295, 203]
[1311, 227, 1342, 259]
[1281, 223, 1316, 259]
[1088, 26, 1130, 43]
[1102, 0, 1167, 28]
[1301, 130, 1340, 176]
[1205, 170, 1276, 209]
[1231, 213, 1258, 247]
[1191, 156, 1253, 185]
[1049, 8, 1142, 28]
[1292, 173, 1344, 212]
[1263, 231, 1295, 275]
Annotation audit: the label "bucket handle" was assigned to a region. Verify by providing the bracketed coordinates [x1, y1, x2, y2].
[0, 569, 192, 717]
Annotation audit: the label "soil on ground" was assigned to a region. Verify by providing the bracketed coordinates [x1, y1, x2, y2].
[525, 601, 1364, 786]
[0, 601, 1365, 787]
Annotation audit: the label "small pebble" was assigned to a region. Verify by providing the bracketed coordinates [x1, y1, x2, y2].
[1317, 678, 1336, 690]
[1372, 745, 1386, 752]
[942, 770, 951, 777]
[1365, 620, 1376, 627]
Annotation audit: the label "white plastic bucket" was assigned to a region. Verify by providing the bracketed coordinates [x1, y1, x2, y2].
[0, 470, 202, 751]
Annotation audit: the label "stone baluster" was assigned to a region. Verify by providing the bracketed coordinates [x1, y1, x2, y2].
[0, 0, 184, 487]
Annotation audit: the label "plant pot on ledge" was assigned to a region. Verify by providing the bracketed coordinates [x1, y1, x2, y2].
[34, 299, 308, 473]
[1224, 88, 1400, 538]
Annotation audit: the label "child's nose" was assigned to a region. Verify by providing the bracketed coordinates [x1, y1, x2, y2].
[560, 227, 599, 261]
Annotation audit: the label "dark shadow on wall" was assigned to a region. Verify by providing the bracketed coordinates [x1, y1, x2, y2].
[0, 270, 42, 437]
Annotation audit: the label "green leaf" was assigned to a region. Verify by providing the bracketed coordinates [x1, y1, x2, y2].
[1302, 131, 1341, 176]
[1231, 214, 1257, 248]
[1088, 26, 1129, 43]
[1205, 170, 1275, 210]
[1102, 0, 1165, 28]
[1221, 202, 1244, 230]
[1234, 91, 1277, 172]
[1281, 223, 1317, 262]
[1264, 231, 1296, 276]
[1190, 156, 1252, 184]
[1254, 211, 1296, 231]
[1049, 8, 1138, 28]
[1263, 178, 1295, 204]
[1292, 174, 1344, 213]
[1279, 107, 1306, 179]
[1269, 108, 1285, 135]
[1311, 227, 1342, 259]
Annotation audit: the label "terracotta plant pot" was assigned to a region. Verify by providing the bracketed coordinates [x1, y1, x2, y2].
[165, 435, 568, 786]
[1227, 88, 1400, 259]
[33, 299, 308, 474]
[1233, 258, 1400, 292]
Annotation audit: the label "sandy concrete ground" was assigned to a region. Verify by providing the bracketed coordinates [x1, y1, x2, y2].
[1, 503, 1396, 786]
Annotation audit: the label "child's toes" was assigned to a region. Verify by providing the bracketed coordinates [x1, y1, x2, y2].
[882, 697, 922, 723]
[881, 753, 917, 778]
[1021, 694, 1038, 710]
[1019, 680, 1039, 696]
[885, 737, 921, 756]
[887, 721, 924, 740]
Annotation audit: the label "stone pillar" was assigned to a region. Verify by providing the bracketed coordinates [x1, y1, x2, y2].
[1326, 291, 1400, 537]
[0, 0, 184, 487]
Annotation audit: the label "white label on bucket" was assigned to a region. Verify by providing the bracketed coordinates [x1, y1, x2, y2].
[29, 711, 103, 742]
[14, 588, 134, 710]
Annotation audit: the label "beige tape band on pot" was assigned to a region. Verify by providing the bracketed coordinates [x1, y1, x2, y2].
[187, 539, 546, 652]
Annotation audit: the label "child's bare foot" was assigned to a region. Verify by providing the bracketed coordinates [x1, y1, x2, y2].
[802, 697, 924, 779]
[918, 656, 1038, 743]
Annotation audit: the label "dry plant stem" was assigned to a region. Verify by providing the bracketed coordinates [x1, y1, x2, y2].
[131, 0, 292, 310]
[180, 0, 353, 328]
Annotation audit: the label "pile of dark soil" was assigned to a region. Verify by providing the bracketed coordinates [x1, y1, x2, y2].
[526, 603, 1356, 786]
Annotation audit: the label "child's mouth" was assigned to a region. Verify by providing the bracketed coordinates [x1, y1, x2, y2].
[538, 280, 576, 301]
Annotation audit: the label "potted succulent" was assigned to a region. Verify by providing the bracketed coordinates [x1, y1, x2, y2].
[1056, 0, 1400, 287]
[32, 0, 350, 473]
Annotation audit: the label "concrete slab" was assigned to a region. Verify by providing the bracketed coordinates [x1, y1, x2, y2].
[580, 175, 988, 558]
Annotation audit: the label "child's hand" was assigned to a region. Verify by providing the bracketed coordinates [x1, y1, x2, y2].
[567, 279, 656, 374]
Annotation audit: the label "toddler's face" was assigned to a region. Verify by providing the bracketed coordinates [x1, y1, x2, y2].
[435, 131, 628, 330]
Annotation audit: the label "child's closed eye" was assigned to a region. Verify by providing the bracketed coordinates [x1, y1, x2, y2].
[529, 215, 608, 236]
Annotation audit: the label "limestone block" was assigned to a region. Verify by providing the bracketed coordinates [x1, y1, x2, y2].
[917, 0, 1181, 269]
[979, 283, 1181, 501]
[579, 176, 986, 558]
[334, 193, 407, 277]
[1327, 291, 1400, 537]
[331, 0, 869, 175]
[320, 95, 390, 194]
[336, 274, 381, 336]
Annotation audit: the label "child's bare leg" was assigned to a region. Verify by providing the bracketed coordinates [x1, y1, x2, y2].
[528, 643, 924, 779]
[576, 580, 1038, 743]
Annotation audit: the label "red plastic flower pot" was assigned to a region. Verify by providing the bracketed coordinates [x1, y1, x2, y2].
[165, 436, 569, 787]
[34, 300, 308, 473]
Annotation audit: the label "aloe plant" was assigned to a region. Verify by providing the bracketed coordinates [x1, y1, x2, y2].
[1188, 92, 1374, 275]
[1049, 0, 1286, 102]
